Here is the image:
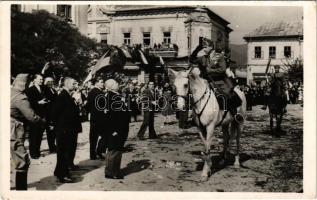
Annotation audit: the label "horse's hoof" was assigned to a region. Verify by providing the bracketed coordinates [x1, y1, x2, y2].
[233, 162, 240, 169]
[200, 176, 208, 182]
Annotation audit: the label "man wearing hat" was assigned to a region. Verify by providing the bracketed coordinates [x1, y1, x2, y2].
[11, 74, 45, 190]
[190, 37, 243, 123]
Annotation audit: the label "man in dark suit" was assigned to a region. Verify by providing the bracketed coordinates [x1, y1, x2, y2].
[43, 77, 58, 153]
[25, 74, 47, 159]
[137, 81, 158, 140]
[51, 77, 82, 183]
[86, 77, 106, 160]
[104, 79, 130, 179]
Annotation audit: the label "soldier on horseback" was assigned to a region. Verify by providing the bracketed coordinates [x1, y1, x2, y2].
[190, 37, 243, 123]
[261, 65, 289, 112]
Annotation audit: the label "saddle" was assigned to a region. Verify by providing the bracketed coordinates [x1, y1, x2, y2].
[208, 80, 241, 111]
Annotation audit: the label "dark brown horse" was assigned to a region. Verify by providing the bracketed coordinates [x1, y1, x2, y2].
[267, 78, 287, 136]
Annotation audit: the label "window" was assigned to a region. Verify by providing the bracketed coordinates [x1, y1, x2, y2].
[269, 46, 276, 59]
[57, 5, 72, 20]
[87, 23, 92, 35]
[100, 33, 107, 44]
[143, 32, 151, 46]
[284, 46, 292, 58]
[254, 46, 262, 59]
[123, 33, 131, 45]
[163, 32, 171, 44]
[11, 5, 21, 12]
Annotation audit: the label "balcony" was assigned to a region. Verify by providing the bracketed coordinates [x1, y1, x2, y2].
[148, 43, 179, 58]
[149, 50, 178, 58]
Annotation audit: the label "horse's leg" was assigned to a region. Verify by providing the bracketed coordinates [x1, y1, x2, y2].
[219, 124, 229, 166]
[277, 112, 284, 135]
[230, 122, 241, 168]
[200, 123, 215, 182]
[274, 114, 281, 137]
[269, 111, 274, 134]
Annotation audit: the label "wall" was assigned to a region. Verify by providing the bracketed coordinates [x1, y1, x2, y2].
[88, 8, 231, 58]
[246, 38, 303, 84]
[110, 14, 189, 57]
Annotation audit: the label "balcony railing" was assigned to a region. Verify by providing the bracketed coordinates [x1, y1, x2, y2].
[149, 50, 178, 58]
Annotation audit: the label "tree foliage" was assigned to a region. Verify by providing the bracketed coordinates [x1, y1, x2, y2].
[11, 9, 97, 80]
[283, 57, 303, 83]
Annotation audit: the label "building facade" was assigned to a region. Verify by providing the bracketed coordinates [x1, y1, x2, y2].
[243, 21, 303, 85]
[87, 5, 232, 58]
[17, 4, 88, 35]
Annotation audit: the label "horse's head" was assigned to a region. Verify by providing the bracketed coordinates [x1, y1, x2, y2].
[169, 67, 200, 110]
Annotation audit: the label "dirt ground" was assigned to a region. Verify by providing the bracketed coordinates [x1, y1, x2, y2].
[11, 104, 303, 192]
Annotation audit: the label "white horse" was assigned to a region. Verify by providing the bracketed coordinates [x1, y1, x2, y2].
[169, 67, 247, 181]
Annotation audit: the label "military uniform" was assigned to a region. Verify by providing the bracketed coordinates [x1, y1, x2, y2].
[261, 66, 289, 111]
[11, 75, 43, 190]
[190, 44, 243, 122]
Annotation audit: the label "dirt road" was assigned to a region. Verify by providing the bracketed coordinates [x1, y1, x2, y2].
[11, 104, 303, 192]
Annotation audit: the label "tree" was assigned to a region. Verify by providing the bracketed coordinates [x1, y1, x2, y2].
[11, 8, 97, 81]
[282, 57, 303, 83]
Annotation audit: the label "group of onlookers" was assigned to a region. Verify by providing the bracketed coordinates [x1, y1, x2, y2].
[241, 81, 303, 111]
[11, 74, 82, 189]
[12, 70, 304, 190]
[10, 71, 180, 190]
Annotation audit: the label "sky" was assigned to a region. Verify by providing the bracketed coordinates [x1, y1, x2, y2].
[209, 6, 303, 45]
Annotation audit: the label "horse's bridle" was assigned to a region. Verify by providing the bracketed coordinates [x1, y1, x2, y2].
[176, 76, 211, 118]
[190, 81, 211, 118]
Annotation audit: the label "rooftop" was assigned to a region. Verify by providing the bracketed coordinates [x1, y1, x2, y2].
[105, 5, 230, 26]
[244, 21, 303, 40]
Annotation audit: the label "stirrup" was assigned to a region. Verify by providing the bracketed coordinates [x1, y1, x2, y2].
[234, 113, 244, 123]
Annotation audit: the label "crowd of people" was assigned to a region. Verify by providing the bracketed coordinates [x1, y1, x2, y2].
[10, 70, 190, 189]
[242, 80, 303, 111]
[10, 38, 303, 190]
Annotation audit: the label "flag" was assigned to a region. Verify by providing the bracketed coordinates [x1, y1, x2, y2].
[83, 50, 110, 83]
[159, 56, 165, 65]
[83, 71, 92, 84]
[90, 50, 110, 75]
[138, 50, 148, 65]
[120, 46, 132, 59]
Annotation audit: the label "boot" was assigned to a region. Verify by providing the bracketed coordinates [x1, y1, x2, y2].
[229, 107, 244, 123]
[15, 171, 28, 190]
[228, 90, 243, 123]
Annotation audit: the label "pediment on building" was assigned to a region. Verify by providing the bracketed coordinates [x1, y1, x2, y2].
[97, 23, 110, 34]
[185, 12, 211, 23]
